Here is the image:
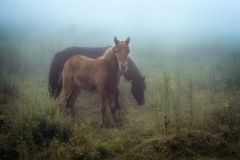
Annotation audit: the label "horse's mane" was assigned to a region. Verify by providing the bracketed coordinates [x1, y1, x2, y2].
[100, 46, 114, 59]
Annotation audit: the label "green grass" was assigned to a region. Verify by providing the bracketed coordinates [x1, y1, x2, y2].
[0, 43, 240, 159]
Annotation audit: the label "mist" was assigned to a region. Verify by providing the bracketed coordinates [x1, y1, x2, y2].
[2, 1, 240, 158]
[1, 0, 240, 50]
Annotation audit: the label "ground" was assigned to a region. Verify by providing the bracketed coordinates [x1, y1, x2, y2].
[0, 43, 240, 159]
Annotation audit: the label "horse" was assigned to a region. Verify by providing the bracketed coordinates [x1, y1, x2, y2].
[58, 37, 130, 130]
[48, 47, 146, 108]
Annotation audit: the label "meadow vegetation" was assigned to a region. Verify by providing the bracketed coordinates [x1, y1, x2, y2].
[0, 40, 240, 159]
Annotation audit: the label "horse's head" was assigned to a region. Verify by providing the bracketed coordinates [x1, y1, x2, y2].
[131, 76, 146, 105]
[114, 37, 130, 72]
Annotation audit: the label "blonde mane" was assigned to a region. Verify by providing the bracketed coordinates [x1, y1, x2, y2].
[100, 46, 114, 59]
[100, 41, 127, 60]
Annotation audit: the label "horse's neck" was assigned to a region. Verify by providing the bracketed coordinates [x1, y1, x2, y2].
[103, 49, 118, 68]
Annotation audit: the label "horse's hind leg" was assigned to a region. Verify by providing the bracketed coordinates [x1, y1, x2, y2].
[68, 86, 81, 123]
[58, 91, 65, 115]
[58, 79, 75, 116]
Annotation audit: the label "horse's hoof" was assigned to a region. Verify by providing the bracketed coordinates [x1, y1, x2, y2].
[116, 104, 122, 110]
[112, 126, 118, 132]
[101, 125, 107, 131]
[74, 123, 79, 127]
[65, 103, 69, 108]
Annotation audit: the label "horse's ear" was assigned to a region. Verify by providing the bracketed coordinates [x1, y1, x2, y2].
[125, 37, 130, 44]
[114, 36, 118, 44]
[142, 76, 145, 81]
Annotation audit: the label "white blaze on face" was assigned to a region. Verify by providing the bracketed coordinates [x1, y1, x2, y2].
[114, 38, 130, 72]
[119, 62, 128, 71]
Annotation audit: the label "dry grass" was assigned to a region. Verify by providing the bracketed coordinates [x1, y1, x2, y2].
[0, 45, 240, 159]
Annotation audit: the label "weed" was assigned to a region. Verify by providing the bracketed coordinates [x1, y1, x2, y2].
[159, 70, 172, 134]
[1, 42, 240, 159]
[186, 72, 195, 134]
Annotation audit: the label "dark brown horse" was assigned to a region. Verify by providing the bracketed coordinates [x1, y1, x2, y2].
[58, 37, 130, 130]
[48, 47, 145, 108]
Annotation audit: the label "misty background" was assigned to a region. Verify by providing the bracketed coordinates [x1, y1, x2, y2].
[2, 1, 240, 159]
[1, 0, 240, 52]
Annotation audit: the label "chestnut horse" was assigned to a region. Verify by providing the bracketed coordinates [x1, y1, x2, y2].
[58, 37, 130, 130]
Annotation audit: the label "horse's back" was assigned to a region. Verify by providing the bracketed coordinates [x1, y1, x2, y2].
[63, 55, 100, 92]
[64, 55, 95, 72]
[59, 46, 110, 59]
[48, 46, 109, 96]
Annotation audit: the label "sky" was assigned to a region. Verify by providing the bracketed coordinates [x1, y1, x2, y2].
[0, 0, 240, 47]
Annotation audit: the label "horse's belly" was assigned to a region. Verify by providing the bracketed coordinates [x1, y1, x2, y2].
[75, 76, 97, 92]
[80, 83, 97, 92]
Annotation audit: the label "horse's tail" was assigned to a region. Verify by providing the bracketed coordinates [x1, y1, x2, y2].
[48, 53, 63, 99]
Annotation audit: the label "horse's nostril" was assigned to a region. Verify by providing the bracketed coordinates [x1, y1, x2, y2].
[121, 64, 126, 70]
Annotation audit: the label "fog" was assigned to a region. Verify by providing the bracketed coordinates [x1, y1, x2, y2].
[1, 0, 240, 50]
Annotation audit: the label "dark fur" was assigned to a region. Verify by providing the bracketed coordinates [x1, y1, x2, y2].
[49, 47, 146, 106]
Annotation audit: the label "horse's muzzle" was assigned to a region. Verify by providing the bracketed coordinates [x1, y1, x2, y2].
[120, 64, 128, 71]
[138, 99, 145, 105]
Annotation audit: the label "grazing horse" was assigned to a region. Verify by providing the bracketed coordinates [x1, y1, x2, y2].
[48, 47, 146, 108]
[58, 37, 130, 130]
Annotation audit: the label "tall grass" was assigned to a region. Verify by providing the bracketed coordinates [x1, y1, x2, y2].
[160, 70, 172, 134]
[0, 42, 240, 159]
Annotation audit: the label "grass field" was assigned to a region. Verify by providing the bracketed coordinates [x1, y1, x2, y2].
[0, 40, 240, 159]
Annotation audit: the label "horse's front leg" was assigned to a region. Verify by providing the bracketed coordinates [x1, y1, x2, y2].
[99, 92, 107, 130]
[108, 92, 118, 131]
[115, 88, 121, 110]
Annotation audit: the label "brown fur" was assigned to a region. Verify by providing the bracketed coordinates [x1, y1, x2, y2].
[58, 37, 130, 130]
